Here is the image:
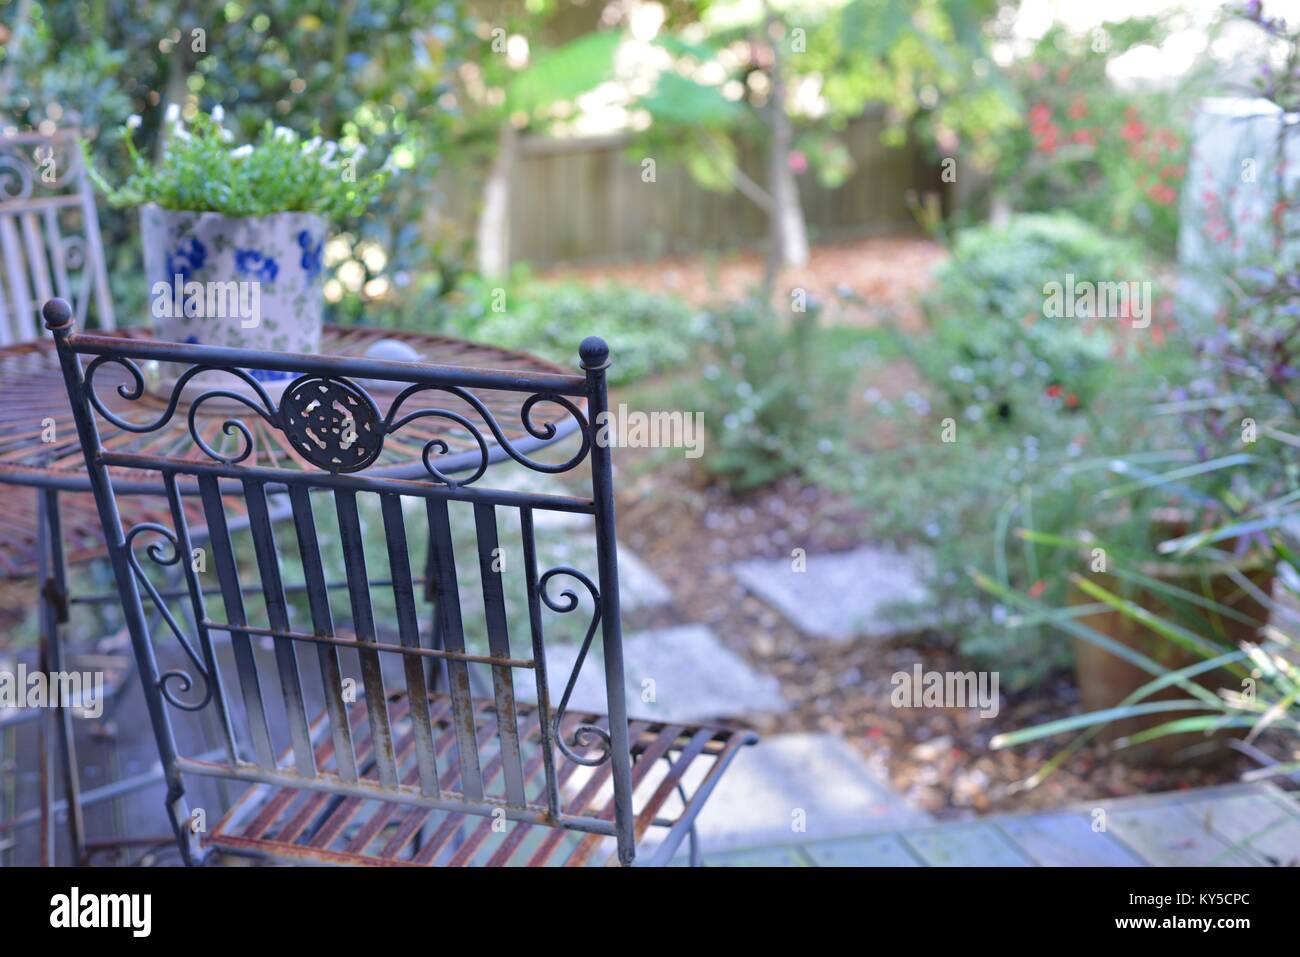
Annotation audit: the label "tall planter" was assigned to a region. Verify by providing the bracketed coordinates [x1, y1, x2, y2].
[1070, 516, 1273, 767]
[142, 204, 327, 389]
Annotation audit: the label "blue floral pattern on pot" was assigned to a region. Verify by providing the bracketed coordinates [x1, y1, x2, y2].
[165, 237, 208, 285]
[234, 248, 280, 283]
[142, 204, 328, 390]
[298, 230, 324, 279]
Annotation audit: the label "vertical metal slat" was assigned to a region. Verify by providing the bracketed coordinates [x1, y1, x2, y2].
[379, 492, 440, 797]
[520, 506, 561, 819]
[41, 206, 71, 305]
[243, 479, 316, 777]
[333, 489, 399, 788]
[424, 497, 484, 801]
[473, 503, 526, 808]
[0, 214, 32, 343]
[288, 485, 358, 783]
[197, 474, 275, 769]
[20, 211, 53, 307]
[164, 472, 238, 766]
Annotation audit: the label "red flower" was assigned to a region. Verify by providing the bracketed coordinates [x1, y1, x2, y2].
[1034, 123, 1060, 154]
[1028, 579, 1047, 599]
[1046, 384, 1062, 398]
[1067, 95, 1088, 120]
[1148, 183, 1177, 205]
[1071, 128, 1095, 146]
[1065, 393, 1079, 408]
[1028, 103, 1052, 128]
[1121, 120, 1146, 143]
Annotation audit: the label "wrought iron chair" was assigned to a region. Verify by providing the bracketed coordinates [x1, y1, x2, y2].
[0, 129, 114, 341]
[0, 128, 116, 863]
[43, 297, 756, 866]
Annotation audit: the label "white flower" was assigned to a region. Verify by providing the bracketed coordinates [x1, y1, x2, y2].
[351, 145, 367, 162]
[230, 144, 254, 159]
[273, 126, 294, 142]
[210, 104, 224, 124]
[320, 141, 337, 163]
[164, 103, 180, 124]
[125, 114, 142, 130]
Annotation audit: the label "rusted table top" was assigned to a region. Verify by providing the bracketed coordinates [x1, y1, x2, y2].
[0, 324, 581, 577]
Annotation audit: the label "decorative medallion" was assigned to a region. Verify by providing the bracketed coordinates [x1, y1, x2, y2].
[280, 375, 383, 472]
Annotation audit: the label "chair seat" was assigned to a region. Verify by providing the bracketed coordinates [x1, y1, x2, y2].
[204, 691, 755, 867]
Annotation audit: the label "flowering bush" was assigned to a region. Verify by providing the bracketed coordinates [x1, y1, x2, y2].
[914, 212, 1171, 427]
[85, 106, 390, 220]
[997, 22, 1190, 256]
[853, 213, 1191, 686]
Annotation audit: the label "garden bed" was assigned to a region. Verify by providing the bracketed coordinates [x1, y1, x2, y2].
[612, 444, 1256, 819]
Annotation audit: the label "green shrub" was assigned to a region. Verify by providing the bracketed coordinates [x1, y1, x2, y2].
[690, 296, 850, 491]
[427, 278, 696, 386]
[914, 212, 1152, 430]
[854, 213, 1190, 688]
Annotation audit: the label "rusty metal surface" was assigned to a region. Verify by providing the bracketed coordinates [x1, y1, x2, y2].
[204, 691, 754, 867]
[0, 325, 577, 578]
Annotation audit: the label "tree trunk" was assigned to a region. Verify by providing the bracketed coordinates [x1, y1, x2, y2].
[476, 124, 516, 278]
[765, 8, 809, 282]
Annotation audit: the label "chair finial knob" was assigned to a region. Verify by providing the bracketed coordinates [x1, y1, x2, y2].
[43, 298, 74, 331]
[579, 336, 609, 370]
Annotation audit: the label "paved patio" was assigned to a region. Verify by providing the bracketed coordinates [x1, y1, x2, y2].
[689, 782, 1300, 867]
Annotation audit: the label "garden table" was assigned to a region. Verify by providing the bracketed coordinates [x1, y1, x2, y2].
[0, 323, 582, 864]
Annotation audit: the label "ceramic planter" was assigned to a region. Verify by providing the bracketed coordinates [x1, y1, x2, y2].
[142, 204, 327, 388]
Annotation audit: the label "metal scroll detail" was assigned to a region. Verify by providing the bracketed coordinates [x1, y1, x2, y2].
[82, 356, 587, 481]
[122, 523, 214, 712]
[538, 566, 612, 767]
[382, 384, 591, 486]
[83, 354, 280, 466]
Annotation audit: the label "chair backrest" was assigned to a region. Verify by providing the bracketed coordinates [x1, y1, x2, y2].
[42, 298, 636, 865]
[0, 131, 114, 344]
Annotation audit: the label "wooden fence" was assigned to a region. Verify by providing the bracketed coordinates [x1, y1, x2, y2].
[503, 112, 933, 266]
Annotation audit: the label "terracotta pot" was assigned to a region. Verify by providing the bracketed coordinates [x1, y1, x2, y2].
[1070, 514, 1272, 767]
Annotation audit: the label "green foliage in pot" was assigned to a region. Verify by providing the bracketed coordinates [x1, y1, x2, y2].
[976, 512, 1294, 784]
[84, 108, 390, 220]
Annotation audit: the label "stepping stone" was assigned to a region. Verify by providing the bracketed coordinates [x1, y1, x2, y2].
[617, 547, 673, 612]
[681, 732, 930, 852]
[1180, 789, 1300, 867]
[1105, 802, 1263, 866]
[703, 845, 815, 867]
[732, 546, 933, 641]
[902, 822, 1034, 867]
[517, 624, 788, 724]
[801, 832, 922, 867]
[997, 811, 1144, 867]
